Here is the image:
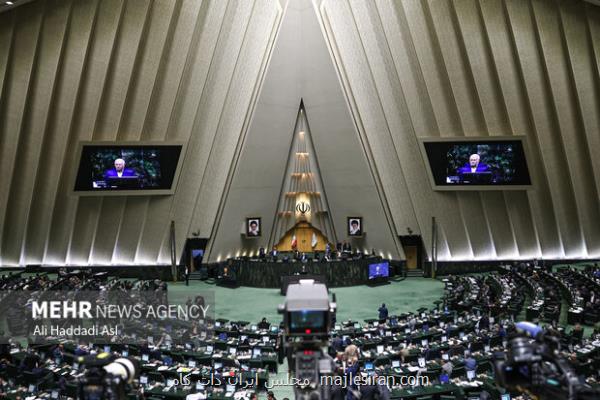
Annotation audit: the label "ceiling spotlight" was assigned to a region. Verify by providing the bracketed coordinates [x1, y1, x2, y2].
[6, 1, 14, 5]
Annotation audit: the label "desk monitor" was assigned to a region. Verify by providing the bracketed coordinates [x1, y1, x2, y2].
[467, 370, 476, 380]
[226, 384, 236, 393]
[419, 136, 532, 190]
[214, 362, 223, 370]
[140, 376, 148, 385]
[501, 395, 511, 400]
[196, 382, 205, 391]
[442, 353, 449, 360]
[392, 360, 400, 368]
[141, 354, 149, 362]
[206, 345, 213, 354]
[73, 141, 186, 195]
[377, 345, 384, 354]
[364, 362, 374, 371]
[229, 347, 237, 355]
[252, 348, 262, 357]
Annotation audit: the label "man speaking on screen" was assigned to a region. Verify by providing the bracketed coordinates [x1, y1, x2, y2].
[457, 154, 489, 175]
[104, 158, 137, 180]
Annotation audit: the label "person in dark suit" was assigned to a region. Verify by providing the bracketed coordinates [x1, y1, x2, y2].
[270, 246, 278, 261]
[378, 303, 388, 322]
[20, 350, 41, 372]
[457, 154, 490, 175]
[104, 158, 137, 179]
[258, 318, 270, 330]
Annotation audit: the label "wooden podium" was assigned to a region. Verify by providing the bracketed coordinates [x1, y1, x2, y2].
[275, 221, 329, 252]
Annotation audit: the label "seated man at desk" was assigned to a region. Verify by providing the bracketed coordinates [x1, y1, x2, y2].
[257, 318, 270, 330]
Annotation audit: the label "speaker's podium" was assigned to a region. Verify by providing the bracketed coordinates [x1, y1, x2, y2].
[459, 171, 493, 184]
[106, 176, 141, 189]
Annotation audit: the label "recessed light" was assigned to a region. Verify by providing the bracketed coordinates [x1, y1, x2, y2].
[6, 1, 14, 5]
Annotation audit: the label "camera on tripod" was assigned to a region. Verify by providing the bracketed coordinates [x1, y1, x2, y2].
[279, 279, 336, 400]
[77, 352, 138, 400]
[494, 321, 599, 400]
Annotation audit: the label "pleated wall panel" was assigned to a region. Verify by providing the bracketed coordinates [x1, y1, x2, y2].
[316, 0, 600, 260]
[2, 0, 600, 265]
[0, 0, 283, 266]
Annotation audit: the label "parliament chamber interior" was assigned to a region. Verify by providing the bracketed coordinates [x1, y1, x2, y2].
[1, 0, 600, 399]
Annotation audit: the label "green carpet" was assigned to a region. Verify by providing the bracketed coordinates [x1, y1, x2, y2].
[167, 278, 445, 324]
[166, 278, 445, 398]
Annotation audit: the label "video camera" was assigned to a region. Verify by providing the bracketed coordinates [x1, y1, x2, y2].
[77, 352, 138, 400]
[494, 322, 600, 400]
[279, 280, 336, 400]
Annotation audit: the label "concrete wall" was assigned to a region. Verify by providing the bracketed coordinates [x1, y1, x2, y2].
[314, 0, 600, 260]
[2, 0, 600, 265]
[206, 0, 402, 261]
[0, 0, 283, 266]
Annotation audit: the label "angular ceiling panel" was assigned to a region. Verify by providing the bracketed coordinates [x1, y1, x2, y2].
[206, 0, 402, 262]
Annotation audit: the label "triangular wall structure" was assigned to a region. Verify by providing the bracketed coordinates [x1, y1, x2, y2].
[205, 0, 402, 262]
[270, 102, 336, 249]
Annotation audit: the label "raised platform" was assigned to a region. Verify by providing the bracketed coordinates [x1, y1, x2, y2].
[209, 256, 400, 289]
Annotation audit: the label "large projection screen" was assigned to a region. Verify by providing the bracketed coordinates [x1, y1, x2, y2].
[72, 141, 186, 196]
[418, 136, 532, 191]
